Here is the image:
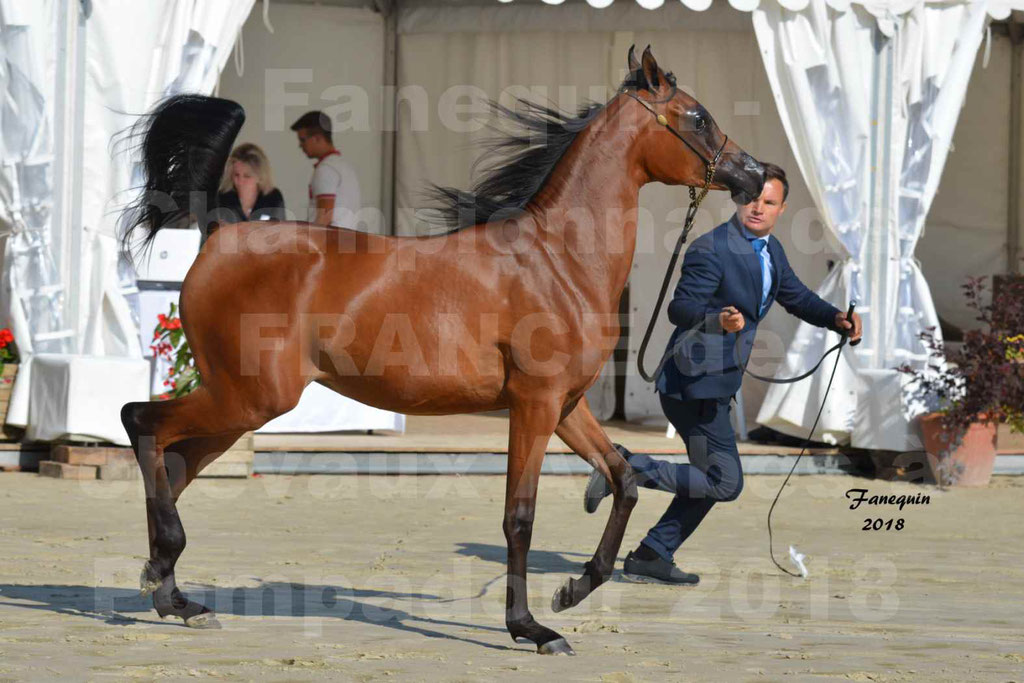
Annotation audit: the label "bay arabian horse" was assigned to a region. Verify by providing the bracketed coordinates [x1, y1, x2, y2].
[120, 46, 763, 655]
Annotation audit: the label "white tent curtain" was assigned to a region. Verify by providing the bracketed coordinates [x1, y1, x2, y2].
[0, 0, 69, 361]
[80, 0, 255, 358]
[752, 0, 991, 445]
[0, 0, 77, 435]
[0, 0, 253, 433]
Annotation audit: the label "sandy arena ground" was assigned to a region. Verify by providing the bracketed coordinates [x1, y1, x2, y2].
[0, 471, 1022, 682]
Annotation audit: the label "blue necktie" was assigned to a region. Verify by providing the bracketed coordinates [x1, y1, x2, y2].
[750, 237, 770, 314]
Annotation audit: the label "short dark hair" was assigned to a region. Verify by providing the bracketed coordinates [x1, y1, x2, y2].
[762, 161, 789, 201]
[290, 111, 332, 143]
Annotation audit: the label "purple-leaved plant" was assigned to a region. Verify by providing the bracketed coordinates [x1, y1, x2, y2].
[900, 274, 1024, 442]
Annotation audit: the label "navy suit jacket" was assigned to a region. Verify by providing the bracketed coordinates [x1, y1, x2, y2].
[655, 214, 842, 400]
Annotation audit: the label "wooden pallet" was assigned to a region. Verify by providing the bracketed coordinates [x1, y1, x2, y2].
[37, 433, 253, 480]
[38, 445, 136, 480]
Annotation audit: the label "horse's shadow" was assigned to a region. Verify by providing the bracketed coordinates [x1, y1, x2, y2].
[0, 580, 510, 651]
[453, 542, 619, 575]
[0, 544, 609, 651]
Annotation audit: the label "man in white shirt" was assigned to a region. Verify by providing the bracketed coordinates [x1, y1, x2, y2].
[290, 111, 361, 227]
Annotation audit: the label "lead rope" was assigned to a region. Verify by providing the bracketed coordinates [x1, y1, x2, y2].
[760, 301, 857, 576]
[762, 335, 846, 576]
[634, 162, 716, 383]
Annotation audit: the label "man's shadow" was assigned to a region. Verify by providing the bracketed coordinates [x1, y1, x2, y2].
[0, 581, 511, 651]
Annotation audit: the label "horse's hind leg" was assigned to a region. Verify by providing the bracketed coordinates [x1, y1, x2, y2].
[122, 387, 265, 628]
[551, 397, 637, 612]
[136, 431, 245, 627]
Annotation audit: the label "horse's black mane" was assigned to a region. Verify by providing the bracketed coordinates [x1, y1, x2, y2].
[426, 67, 675, 232]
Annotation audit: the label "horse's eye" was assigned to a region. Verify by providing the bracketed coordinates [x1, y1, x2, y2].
[694, 113, 707, 132]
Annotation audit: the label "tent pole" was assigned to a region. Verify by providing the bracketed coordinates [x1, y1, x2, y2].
[1008, 15, 1022, 275]
[53, 0, 86, 352]
[867, 24, 894, 368]
[378, 0, 399, 236]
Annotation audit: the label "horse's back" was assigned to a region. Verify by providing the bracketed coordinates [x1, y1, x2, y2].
[200, 220, 390, 260]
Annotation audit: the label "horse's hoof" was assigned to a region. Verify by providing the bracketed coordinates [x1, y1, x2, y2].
[184, 612, 222, 630]
[139, 563, 161, 597]
[537, 638, 575, 656]
[551, 577, 575, 613]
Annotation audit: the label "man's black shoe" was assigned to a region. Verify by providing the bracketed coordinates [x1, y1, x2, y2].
[583, 443, 633, 514]
[622, 550, 700, 585]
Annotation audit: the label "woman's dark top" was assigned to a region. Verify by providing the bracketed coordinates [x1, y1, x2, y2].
[215, 188, 286, 223]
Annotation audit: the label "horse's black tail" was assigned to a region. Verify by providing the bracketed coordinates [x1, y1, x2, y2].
[120, 94, 245, 262]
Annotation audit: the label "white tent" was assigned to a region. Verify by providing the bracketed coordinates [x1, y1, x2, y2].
[751, 0, 1003, 449]
[388, 0, 1023, 446]
[3, 0, 1022, 445]
[0, 0, 254, 444]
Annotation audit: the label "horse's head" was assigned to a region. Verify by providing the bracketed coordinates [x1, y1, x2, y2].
[622, 46, 764, 204]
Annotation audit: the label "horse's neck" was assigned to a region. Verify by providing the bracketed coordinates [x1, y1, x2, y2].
[526, 116, 644, 312]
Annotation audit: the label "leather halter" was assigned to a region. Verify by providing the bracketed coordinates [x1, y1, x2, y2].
[621, 86, 729, 172]
[628, 85, 730, 384]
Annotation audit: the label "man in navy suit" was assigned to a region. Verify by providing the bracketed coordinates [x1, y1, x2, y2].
[585, 163, 862, 584]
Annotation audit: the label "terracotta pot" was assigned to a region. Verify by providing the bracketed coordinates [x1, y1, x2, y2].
[918, 412, 997, 487]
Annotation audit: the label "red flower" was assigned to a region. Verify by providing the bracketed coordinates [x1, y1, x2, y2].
[0, 340, 6, 349]
[0, 329, 13, 343]
[167, 318, 182, 330]
[158, 392, 171, 400]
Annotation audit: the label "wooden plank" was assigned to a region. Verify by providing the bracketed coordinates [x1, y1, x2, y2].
[98, 461, 141, 481]
[218, 449, 253, 464]
[51, 445, 135, 466]
[39, 460, 97, 480]
[51, 445, 106, 466]
[217, 431, 254, 464]
[0, 443, 45, 452]
[198, 461, 251, 478]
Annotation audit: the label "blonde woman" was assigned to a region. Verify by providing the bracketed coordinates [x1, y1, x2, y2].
[216, 143, 285, 223]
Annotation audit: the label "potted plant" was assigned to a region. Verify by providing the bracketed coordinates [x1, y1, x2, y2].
[900, 275, 1024, 487]
[0, 327, 20, 439]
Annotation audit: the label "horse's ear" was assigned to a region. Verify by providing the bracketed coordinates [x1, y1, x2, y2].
[640, 45, 660, 90]
[627, 44, 640, 73]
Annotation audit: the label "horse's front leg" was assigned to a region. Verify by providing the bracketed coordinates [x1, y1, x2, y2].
[551, 396, 637, 611]
[503, 394, 574, 655]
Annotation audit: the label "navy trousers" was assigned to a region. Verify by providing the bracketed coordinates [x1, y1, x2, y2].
[626, 392, 744, 562]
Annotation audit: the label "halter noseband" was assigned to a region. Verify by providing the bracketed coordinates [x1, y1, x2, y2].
[621, 86, 729, 197]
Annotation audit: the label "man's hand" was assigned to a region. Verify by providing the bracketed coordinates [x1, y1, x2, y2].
[834, 310, 863, 342]
[719, 306, 745, 333]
